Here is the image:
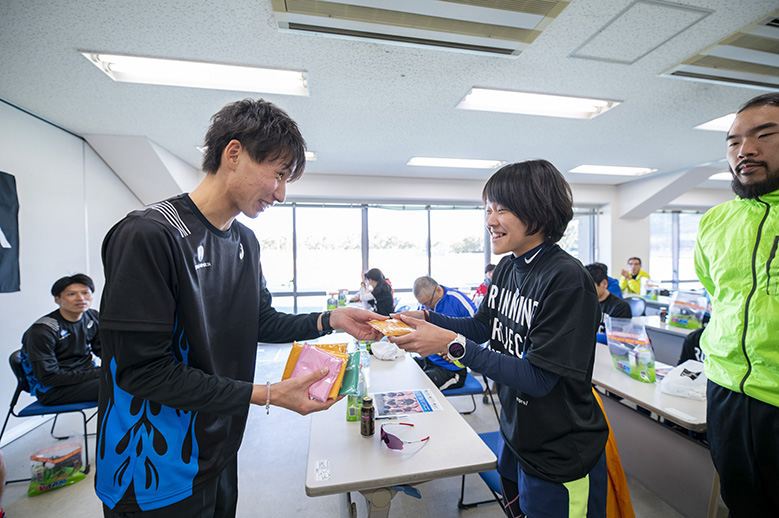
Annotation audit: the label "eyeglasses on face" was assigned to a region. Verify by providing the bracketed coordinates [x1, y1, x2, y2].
[380, 422, 430, 450]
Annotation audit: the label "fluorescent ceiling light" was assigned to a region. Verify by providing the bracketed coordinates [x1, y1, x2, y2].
[709, 172, 732, 181]
[82, 52, 308, 96]
[694, 113, 736, 131]
[456, 88, 620, 119]
[407, 157, 505, 169]
[569, 165, 657, 176]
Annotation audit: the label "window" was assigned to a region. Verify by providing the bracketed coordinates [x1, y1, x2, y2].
[430, 208, 485, 289]
[296, 206, 362, 300]
[238, 207, 293, 293]
[650, 211, 704, 291]
[241, 202, 597, 313]
[367, 207, 428, 291]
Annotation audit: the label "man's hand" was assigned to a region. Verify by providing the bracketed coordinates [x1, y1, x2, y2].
[252, 368, 343, 416]
[620, 268, 630, 278]
[388, 314, 455, 357]
[329, 306, 386, 340]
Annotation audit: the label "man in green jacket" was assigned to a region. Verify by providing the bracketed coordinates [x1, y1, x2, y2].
[694, 92, 779, 517]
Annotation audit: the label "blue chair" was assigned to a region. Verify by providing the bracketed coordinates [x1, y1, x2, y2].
[458, 431, 503, 510]
[441, 372, 499, 421]
[0, 349, 97, 483]
[627, 296, 646, 317]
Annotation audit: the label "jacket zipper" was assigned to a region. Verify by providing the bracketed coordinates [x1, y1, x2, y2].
[739, 199, 770, 393]
[767, 235, 779, 295]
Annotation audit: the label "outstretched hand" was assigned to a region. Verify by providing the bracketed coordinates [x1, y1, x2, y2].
[253, 367, 343, 416]
[330, 306, 386, 341]
[388, 314, 455, 358]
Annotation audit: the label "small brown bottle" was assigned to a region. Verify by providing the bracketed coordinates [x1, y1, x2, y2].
[360, 396, 375, 437]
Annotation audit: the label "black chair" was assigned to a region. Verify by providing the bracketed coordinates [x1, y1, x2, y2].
[0, 349, 97, 482]
[441, 371, 499, 421]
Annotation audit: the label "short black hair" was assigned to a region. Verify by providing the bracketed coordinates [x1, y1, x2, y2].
[482, 159, 573, 243]
[737, 92, 779, 114]
[628, 257, 642, 265]
[585, 263, 607, 285]
[51, 274, 94, 297]
[202, 98, 306, 180]
[485, 264, 496, 274]
[594, 262, 609, 275]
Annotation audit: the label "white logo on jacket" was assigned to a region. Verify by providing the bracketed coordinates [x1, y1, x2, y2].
[195, 244, 212, 270]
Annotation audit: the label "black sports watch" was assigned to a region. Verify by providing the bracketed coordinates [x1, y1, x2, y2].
[446, 334, 467, 362]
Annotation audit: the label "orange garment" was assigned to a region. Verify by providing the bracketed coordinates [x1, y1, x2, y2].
[592, 388, 636, 518]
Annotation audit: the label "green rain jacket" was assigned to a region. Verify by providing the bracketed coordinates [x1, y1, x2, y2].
[695, 188, 779, 407]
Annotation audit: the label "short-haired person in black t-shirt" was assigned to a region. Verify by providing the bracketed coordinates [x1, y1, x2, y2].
[391, 160, 609, 518]
[95, 99, 385, 517]
[20, 273, 101, 406]
[584, 263, 632, 336]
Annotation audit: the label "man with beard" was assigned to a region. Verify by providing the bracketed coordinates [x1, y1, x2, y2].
[694, 92, 779, 517]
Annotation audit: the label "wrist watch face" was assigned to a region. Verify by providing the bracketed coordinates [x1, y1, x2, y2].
[448, 340, 465, 359]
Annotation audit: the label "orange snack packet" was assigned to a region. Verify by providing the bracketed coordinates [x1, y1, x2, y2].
[368, 318, 413, 336]
[282, 342, 350, 399]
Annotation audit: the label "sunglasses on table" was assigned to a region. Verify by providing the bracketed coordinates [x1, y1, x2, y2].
[380, 422, 430, 451]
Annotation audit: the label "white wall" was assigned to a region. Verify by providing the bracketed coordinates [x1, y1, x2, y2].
[0, 101, 141, 445]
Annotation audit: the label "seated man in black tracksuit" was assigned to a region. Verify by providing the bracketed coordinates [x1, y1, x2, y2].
[20, 274, 101, 405]
[585, 263, 632, 340]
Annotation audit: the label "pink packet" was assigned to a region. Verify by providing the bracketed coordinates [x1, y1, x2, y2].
[290, 344, 343, 402]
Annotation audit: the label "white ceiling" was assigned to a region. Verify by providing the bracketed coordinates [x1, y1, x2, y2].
[1, 0, 777, 193]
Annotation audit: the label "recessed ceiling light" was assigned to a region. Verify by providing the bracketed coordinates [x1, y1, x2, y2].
[456, 88, 620, 119]
[694, 113, 736, 131]
[709, 172, 732, 181]
[82, 52, 309, 96]
[569, 165, 657, 176]
[407, 157, 505, 169]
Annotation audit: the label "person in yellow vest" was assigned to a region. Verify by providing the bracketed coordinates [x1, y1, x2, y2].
[618, 257, 648, 295]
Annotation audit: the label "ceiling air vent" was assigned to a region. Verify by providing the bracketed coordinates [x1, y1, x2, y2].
[660, 9, 779, 90]
[271, 0, 570, 57]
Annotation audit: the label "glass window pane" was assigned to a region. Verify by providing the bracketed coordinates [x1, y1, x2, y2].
[238, 207, 293, 293]
[297, 206, 362, 294]
[679, 213, 703, 287]
[560, 218, 580, 260]
[650, 213, 674, 285]
[430, 209, 485, 289]
[368, 208, 428, 291]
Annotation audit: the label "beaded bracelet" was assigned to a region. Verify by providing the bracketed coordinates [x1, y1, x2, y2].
[265, 381, 271, 415]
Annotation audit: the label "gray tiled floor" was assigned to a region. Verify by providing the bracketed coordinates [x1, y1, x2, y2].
[2, 344, 692, 517]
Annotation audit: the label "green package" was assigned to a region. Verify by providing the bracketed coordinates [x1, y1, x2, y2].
[339, 352, 360, 397]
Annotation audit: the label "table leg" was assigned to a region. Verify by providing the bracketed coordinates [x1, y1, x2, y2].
[359, 487, 397, 518]
[341, 492, 357, 518]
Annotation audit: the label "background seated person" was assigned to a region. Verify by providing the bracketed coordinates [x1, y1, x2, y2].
[472, 263, 495, 304]
[619, 256, 649, 295]
[585, 263, 631, 344]
[594, 262, 622, 298]
[364, 268, 394, 316]
[412, 276, 478, 389]
[20, 273, 101, 405]
[349, 271, 375, 309]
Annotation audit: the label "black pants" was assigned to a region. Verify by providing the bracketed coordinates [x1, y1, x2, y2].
[707, 381, 779, 517]
[413, 356, 466, 390]
[37, 377, 99, 405]
[103, 455, 238, 518]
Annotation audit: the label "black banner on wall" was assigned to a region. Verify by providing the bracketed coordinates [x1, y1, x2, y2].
[0, 171, 20, 292]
